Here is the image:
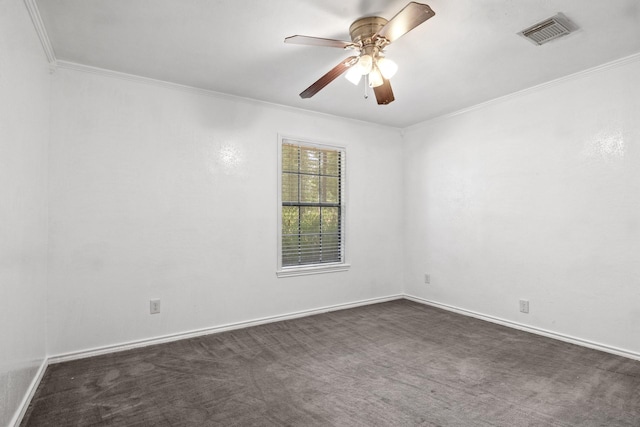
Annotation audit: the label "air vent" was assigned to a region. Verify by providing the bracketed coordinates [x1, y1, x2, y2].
[518, 13, 576, 46]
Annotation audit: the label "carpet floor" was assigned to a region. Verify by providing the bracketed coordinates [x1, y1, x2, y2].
[21, 300, 640, 426]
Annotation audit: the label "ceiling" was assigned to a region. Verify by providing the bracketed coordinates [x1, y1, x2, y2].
[34, 0, 640, 128]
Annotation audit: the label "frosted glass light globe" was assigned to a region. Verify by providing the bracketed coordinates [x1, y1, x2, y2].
[357, 54, 373, 75]
[377, 57, 398, 79]
[368, 68, 384, 88]
[345, 66, 362, 85]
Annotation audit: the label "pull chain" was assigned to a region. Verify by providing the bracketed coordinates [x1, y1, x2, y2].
[364, 74, 369, 99]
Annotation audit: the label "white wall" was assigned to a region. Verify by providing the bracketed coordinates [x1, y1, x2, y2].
[0, 0, 50, 424]
[403, 57, 640, 355]
[47, 67, 404, 356]
[43, 55, 640, 359]
[7, 7, 640, 422]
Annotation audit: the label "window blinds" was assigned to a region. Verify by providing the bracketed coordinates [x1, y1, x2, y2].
[281, 141, 344, 267]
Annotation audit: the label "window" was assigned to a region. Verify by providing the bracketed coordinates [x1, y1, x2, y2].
[277, 137, 348, 277]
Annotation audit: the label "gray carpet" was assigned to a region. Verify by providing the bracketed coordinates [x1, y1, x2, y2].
[21, 300, 640, 426]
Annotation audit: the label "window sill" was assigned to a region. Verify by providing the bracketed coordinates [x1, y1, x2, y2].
[276, 263, 351, 278]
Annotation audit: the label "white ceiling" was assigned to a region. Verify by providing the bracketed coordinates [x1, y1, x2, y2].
[35, 0, 640, 128]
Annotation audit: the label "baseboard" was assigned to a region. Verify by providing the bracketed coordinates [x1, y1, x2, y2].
[405, 294, 640, 362]
[49, 294, 404, 364]
[13, 293, 639, 425]
[10, 357, 48, 427]
[45, 292, 639, 368]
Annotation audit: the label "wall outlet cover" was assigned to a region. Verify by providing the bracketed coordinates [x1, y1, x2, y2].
[150, 299, 161, 314]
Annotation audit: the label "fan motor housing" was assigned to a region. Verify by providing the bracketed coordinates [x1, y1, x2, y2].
[349, 16, 388, 44]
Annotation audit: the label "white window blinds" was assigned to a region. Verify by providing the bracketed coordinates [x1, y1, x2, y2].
[281, 140, 344, 268]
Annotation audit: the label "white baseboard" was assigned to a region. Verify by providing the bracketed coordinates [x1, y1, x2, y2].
[11, 358, 48, 427]
[405, 294, 640, 362]
[12, 293, 639, 423]
[49, 294, 640, 364]
[49, 294, 404, 364]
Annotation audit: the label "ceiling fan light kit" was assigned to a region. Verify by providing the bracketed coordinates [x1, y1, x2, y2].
[284, 2, 435, 105]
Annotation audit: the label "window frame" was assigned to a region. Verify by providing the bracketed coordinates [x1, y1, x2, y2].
[276, 134, 350, 277]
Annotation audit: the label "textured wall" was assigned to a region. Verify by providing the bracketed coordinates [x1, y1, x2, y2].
[47, 68, 404, 356]
[0, 0, 50, 424]
[403, 57, 640, 355]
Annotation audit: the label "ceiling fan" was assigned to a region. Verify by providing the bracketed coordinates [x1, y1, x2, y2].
[285, 2, 435, 105]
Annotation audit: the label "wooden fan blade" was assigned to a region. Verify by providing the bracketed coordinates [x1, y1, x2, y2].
[300, 56, 358, 99]
[373, 78, 395, 105]
[375, 2, 435, 43]
[285, 35, 353, 49]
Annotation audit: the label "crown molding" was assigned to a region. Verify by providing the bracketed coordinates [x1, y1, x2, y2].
[55, 60, 402, 132]
[405, 51, 640, 132]
[23, 0, 57, 70]
[17, 0, 640, 132]
[56, 60, 237, 98]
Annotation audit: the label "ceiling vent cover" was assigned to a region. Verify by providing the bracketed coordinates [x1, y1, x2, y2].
[519, 13, 576, 45]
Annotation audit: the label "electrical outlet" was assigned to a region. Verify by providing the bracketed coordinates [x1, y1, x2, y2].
[150, 299, 161, 314]
[424, 274, 430, 284]
[519, 299, 529, 314]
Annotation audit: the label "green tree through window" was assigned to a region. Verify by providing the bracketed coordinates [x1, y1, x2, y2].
[281, 141, 344, 267]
